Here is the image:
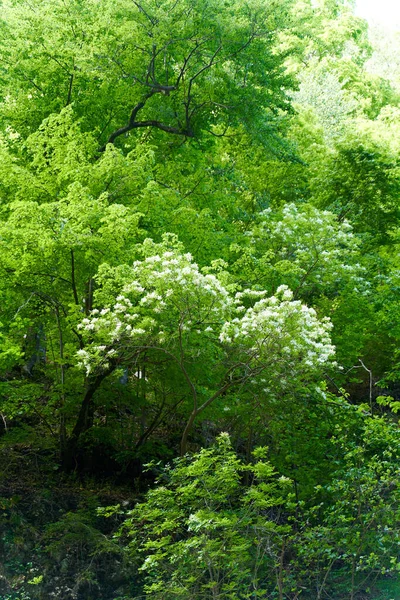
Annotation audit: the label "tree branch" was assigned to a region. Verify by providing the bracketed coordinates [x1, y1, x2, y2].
[98, 85, 191, 151]
[70, 249, 79, 306]
[66, 72, 74, 106]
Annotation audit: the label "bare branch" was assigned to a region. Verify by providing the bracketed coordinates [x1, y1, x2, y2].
[99, 84, 191, 151]
[66, 72, 74, 106]
[70, 250, 79, 306]
[175, 40, 203, 87]
[184, 44, 222, 129]
[359, 359, 373, 412]
[133, 1, 158, 26]
[133, 119, 192, 135]
[178, 320, 197, 410]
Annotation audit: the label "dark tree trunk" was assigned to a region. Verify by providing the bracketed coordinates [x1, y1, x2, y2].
[61, 367, 115, 471]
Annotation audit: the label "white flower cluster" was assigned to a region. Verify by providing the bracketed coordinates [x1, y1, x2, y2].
[127, 250, 232, 320]
[220, 285, 335, 374]
[76, 247, 335, 381]
[76, 294, 148, 374]
[76, 248, 232, 374]
[272, 204, 356, 256]
[253, 203, 363, 289]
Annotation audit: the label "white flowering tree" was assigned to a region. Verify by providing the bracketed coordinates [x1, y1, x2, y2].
[230, 202, 363, 300]
[71, 237, 335, 458]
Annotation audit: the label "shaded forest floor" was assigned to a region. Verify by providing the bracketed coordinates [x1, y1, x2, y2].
[0, 442, 141, 600]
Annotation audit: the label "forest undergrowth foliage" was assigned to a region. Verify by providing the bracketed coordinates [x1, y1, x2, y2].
[0, 0, 400, 598]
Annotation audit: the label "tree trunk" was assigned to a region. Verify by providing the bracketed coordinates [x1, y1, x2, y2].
[180, 410, 198, 456]
[61, 367, 115, 471]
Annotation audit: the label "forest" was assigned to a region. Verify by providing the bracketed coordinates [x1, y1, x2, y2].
[1, 0, 400, 598]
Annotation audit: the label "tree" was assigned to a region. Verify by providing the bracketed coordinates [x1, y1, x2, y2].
[0, 0, 303, 469]
[0, 0, 294, 149]
[309, 109, 400, 241]
[229, 202, 363, 301]
[290, 407, 400, 599]
[74, 238, 335, 461]
[105, 433, 292, 599]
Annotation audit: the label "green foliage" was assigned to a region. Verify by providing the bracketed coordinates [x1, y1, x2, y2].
[0, 0, 400, 598]
[110, 433, 291, 599]
[0, 0, 294, 146]
[287, 411, 400, 598]
[230, 202, 363, 300]
[109, 418, 400, 599]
